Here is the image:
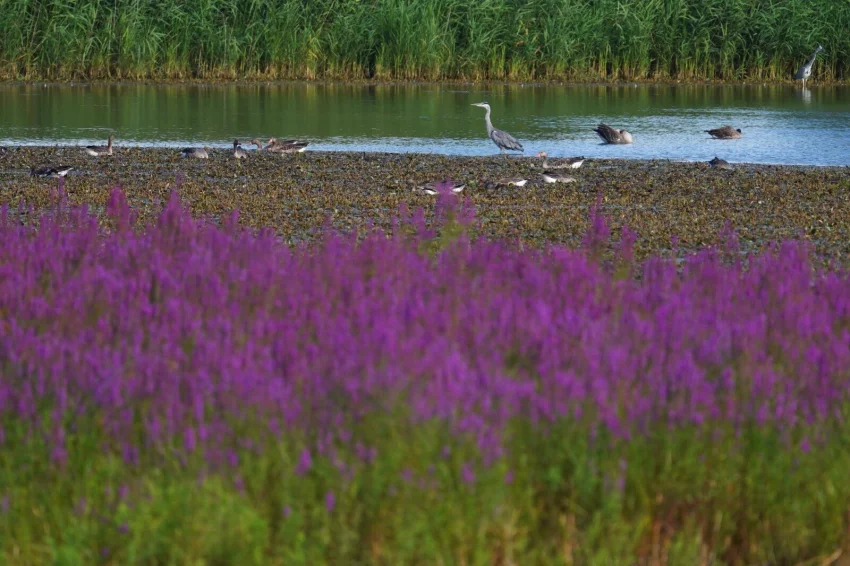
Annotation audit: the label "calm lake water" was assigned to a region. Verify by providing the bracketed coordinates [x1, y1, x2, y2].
[1, 83, 849, 166]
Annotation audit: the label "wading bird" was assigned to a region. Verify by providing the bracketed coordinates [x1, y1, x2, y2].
[181, 147, 209, 159]
[265, 137, 310, 153]
[484, 177, 528, 189]
[593, 124, 633, 145]
[535, 151, 585, 170]
[795, 45, 824, 88]
[708, 156, 732, 170]
[541, 172, 577, 184]
[415, 181, 466, 195]
[31, 165, 74, 178]
[232, 139, 248, 159]
[705, 126, 743, 139]
[471, 102, 524, 155]
[84, 135, 114, 156]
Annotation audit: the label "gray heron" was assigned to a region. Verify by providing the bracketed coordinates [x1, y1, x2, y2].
[264, 137, 310, 153]
[181, 147, 209, 159]
[536, 151, 585, 170]
[708, 157, 732, 170]
[471, 102, 524, 154]
[84, 135, 114, 156]
[31, 165, 74, 178]
[795, 45, 824, 88]
[593, 123, 633, 144]
[705, 126, 743, 139]
[232, 139, 248, 159]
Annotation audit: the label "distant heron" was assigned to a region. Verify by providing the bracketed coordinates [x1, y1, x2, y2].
[84, 135, 114, 156]
[705, 126, 743, 139]
[181, 147, 209, 159]
[708, 156, 732, 170]
[795, 45, 824, 88]
[31, 165, 74, 178]
[471, 102, 524, 155]
[593, 124, 633, 145]
[232, 139, 248, 159]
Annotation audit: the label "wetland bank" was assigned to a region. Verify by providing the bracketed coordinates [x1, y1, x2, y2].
[3, 146, 850, 263]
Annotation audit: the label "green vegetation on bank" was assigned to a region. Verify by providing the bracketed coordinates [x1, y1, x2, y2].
[0, 0, 847, 82]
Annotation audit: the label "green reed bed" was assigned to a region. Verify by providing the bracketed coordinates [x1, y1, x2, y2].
[0, 0, 847, 82]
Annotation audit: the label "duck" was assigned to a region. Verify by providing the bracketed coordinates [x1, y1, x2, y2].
[265, 137, 310, 153]
[705, 126, 743, 139]
[251, 138, 264, 150]
[31, 165, 74, 178]
[536, 151, 586, 170]
[181, 147, 209, 159]
[593, 124, 633, 145]
[414, 181, 466, 195]
[232, 139, 248, 159]
[708, 156, 733, 170]
[84, 135, 114, 156]
[541, 172, 577, 184]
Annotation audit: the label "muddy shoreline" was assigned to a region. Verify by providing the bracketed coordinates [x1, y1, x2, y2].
[1, 146, 849, 262]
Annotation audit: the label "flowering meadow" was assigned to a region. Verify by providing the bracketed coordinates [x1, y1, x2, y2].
[2, 185, 850, 565]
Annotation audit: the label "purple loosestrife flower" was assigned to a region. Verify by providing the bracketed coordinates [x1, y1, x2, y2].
[325, 491, 335, 513]
[295, 448, 312, 475]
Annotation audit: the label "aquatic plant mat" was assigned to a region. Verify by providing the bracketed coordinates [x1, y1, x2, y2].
[3, 148, 850, 565]
[2, 147, 850, 262]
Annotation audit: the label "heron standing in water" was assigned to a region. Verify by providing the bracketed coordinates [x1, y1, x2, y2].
[471, 102, 524, 155]
[795, 45, 824, 88]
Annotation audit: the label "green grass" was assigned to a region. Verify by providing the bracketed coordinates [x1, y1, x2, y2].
[3, 414, 850, 565]
[0, 0, 847, 82]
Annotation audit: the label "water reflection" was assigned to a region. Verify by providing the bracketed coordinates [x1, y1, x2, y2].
[0, 83, 848, 165]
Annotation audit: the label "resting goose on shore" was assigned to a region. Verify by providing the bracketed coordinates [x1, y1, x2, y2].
[708, 156, 733, 170]
[31, 165, 74, 178]
[232, 139, 248, 159]
[265, 137, 310, 153]
[84, 135, 114, 156]
[705, 126, 743, 139]
[536, 151, 585, 170]
[181, 147, 209, 159]
[542, 172, 577, 184]
[414, 181, 466, 195]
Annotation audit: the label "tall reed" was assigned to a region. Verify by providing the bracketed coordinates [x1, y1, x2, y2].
[0, 0, 847, 81]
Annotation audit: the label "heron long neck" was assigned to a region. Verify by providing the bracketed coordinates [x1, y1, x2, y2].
[807, 48, 821, 67]
[483, 107, 494, 135]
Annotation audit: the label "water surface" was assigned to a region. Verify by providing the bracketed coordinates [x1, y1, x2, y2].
[1, 83, 848, 166]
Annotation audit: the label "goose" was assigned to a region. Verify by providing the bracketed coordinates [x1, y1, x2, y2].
[232, 139, 248, 159]
[265, 137, 310, 153]
[181, 147, 209, 159]
[471, 102, 524, 155]
[593, 124, 633, 145]
[484, 177, 528, 189]
[415, 181, 466, 195]
[31, 165, 74, 178]
[708, 156, 733, 170]
[542, 172, 577, 184]
[535, 151, 586, 170]
[84, 135, 114, 156]
[705, 126, 743, 140]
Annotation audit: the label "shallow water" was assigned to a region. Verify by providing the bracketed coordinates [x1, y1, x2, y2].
[1, 82, 849, 166]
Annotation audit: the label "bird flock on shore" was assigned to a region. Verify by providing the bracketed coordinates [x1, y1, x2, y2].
[12, 45, 826, 187]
